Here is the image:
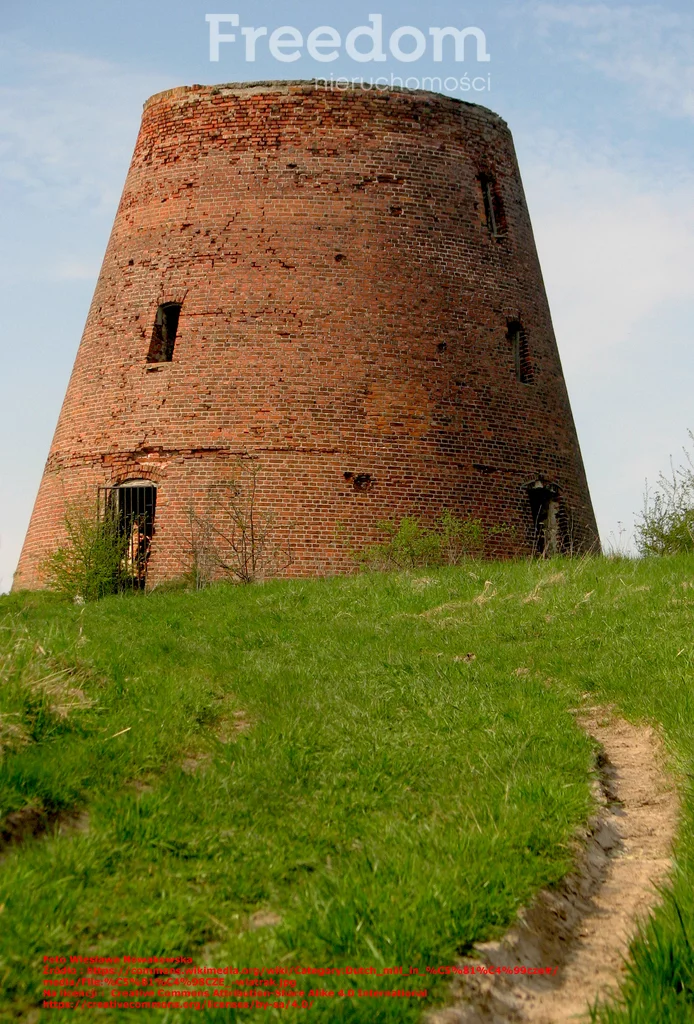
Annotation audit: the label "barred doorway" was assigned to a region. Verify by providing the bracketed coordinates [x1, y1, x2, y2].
[99, 481, 157, 589]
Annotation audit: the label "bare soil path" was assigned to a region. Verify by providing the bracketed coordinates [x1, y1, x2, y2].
[428, 706, 680, 1023]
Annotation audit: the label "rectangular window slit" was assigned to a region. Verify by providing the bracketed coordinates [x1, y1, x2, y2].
[478, 172, 506, 238]
[147, 303, 181, 363]
[507, 320, 533, 384]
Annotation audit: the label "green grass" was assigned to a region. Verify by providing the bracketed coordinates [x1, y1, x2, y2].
[1, 557, 693, 1022]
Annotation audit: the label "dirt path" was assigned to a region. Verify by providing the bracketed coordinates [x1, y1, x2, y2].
[427, 707, 680, 1024]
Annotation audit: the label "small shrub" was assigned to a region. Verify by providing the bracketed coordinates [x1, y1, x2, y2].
[39, 494, 128, 601]
[357, 511, 485, 571]
[181, 457, 293, 586]
[359, 516, 440, 571]
[438, 508, 485, 563]
[636, 432, 694, 556]
[182, 505, 219, 591]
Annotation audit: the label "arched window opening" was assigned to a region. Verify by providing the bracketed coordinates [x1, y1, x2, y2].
[147, 303, 181, 363]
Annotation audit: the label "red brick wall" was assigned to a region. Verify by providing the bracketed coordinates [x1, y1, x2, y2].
[15, 81, 598, 589]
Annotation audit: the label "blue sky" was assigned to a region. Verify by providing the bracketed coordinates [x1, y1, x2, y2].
[2, 1, 694, 590]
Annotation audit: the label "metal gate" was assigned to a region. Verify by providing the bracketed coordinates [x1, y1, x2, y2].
[99, 483, 157, 589]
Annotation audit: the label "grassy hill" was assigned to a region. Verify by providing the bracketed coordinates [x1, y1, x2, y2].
[1, 557, 693, 1022]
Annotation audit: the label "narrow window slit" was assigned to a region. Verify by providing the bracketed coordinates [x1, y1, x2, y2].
[478, 172, 506, 237]
[147, 303, 181, 363]
[507, 320, 533, 384]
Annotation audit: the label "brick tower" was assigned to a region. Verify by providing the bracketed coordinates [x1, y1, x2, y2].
[15, 81, 598, 589]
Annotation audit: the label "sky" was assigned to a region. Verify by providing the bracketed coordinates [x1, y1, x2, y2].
[1, 0, 693, 591]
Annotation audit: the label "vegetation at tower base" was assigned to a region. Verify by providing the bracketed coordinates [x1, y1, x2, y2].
[2, 556, 694, 1022]
[14, 81, 599, 592]
[38, 494, 129, 602]
[350, 510, 509, 570]
[180, 456, 294, 589]
[355, 512, 484, 570]
[39, 495, 502, 600]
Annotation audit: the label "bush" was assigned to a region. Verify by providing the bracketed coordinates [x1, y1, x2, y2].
[39, 495, 129, 601]
[181, 457, 293, 586]
[357, 511, 484, 571]
[636, 432, 694, 556]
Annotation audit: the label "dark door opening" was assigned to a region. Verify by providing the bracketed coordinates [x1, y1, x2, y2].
[100, 482, 157, 588]
[526, 480, 562, 556]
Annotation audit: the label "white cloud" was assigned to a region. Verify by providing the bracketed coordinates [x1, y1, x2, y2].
[528, 2, 694, 119]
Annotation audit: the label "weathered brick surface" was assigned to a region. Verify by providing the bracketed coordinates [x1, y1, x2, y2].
[15, 81, 598, 589]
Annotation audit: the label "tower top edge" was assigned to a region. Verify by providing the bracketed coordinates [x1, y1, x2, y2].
[142, 80, 507, 126]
